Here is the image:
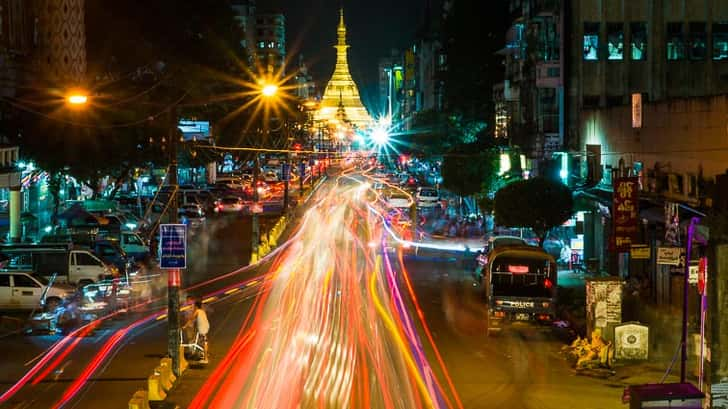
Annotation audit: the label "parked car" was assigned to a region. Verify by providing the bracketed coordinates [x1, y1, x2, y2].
[0, 271, 75, 311]
[39, 234, 132, 274]
[179, 204, 206, 229]
[386, 191, 412, 208]
[415, 187, 440, 208]
[0, 243, 117, 287]
[215, 196, 245, 213]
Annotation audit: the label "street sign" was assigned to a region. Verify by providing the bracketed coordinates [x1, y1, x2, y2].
[688, 264, 699, 285]
[612, 177, 639, 252]
[281, 163, 291, 181]
[698, 257, 707, 295]
[657, 247, 682, 266]
[159, 224, 187, 269]
[630, 245, 650, 260]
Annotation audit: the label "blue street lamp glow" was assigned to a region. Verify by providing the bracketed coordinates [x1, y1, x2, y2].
[371, 127, 389, 145]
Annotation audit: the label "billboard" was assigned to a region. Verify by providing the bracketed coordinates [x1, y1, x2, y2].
[178, 120, 211, 141]
[159, 224, 187, 269]
[612, 177, 639, 252]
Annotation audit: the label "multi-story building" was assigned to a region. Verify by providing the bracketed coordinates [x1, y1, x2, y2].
[231, 1, 286, 74]
[495, 0, 564, 160]
[231, 0, 256, 64]
[255, 12, 285, 73]
[378, 50, 403, 120]
[566, 0, 728, 149]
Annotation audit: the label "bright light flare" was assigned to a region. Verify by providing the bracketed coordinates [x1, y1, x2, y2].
[261, 84, 278, 97]
[67, 93, 88, 105]
[371, 127, 389, 145]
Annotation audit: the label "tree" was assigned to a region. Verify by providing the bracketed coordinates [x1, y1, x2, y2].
[494, 177, 573, 246]
[441, 143, 499, 198]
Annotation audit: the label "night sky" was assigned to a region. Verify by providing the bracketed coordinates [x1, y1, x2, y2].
[270, 0, 423, 114]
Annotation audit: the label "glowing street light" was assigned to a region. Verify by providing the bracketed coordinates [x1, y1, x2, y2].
[371, 127, 389, 145]
[66, 93, 88, 105]
[261, 84, 278, 97]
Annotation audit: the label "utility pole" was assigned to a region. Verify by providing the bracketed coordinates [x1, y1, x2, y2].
[283, 157, 290, 211]
[251, 153, 260, 256]
[167, 109, 181, 376]
[681, 217, 700, 383]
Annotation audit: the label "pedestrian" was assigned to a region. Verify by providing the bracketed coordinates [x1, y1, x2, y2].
[182, 295, 196, 343]
[184, 300, 210, 363]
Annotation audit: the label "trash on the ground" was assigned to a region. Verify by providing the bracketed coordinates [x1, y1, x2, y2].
[562, 329, 614, 370]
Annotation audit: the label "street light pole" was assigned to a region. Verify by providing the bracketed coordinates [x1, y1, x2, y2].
[680, 217, 700, 383]
[167, 109, 181, 376]
[251, 153, 260, 256]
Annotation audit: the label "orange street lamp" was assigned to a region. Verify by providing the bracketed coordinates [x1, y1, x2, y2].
[66, 93, 88, 105]
[261, 84, 278, 97]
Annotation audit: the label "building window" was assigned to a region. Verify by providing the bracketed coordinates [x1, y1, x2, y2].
[630, 22, 647, 60]
[257, 41, 265, 49]
[713, 22, 728, 60]
[666, 22, 686, 60]
[547, 67, 559, 77]
[688, 22, 706, 60]
[583, 23, 600, 60]
[268, 41, 275, 48]
[607, 23, 624, 60]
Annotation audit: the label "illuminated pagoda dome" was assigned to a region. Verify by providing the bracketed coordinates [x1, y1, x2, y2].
[314, 8, 373, 130]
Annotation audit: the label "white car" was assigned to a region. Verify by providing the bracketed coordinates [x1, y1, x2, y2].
[0, 271, 75, 311]
[215, 196, 244, 213]
[179, 204, 206, 228]
[387, 191, 412, 208]
[416, 187, 440, 207]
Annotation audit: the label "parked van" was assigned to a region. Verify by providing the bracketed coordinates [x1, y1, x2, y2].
[0, 244, 117, 287]
[40, 234, 136, 273]
[0, 271, 75, 311]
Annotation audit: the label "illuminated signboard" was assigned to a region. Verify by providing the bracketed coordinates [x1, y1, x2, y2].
[178, 120, 211, 141]
[508, 265, 529, 274]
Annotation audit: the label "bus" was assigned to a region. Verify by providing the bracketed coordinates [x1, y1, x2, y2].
[481, 245, 557, 335]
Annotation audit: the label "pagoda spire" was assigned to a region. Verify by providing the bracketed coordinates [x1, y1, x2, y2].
[314, 7, 372, 129]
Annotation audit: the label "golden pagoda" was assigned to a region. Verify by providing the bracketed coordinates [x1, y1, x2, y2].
[314, 8, 373, 130]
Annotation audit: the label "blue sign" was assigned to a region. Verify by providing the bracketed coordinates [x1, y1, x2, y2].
[178, 120, 211, 141]
[159, 224, 187, 269]
[281, 163, 291, 181]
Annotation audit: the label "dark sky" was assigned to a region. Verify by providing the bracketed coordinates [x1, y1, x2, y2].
[269, 0, 423, 114]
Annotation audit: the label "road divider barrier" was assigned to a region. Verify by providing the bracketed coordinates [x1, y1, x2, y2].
[147, 373, 167, 401]
[130, 352, 188, 407]
[127, 390, 151, 409]
[156, 364, 174, 391]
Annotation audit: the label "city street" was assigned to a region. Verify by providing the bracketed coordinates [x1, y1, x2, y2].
[2, 0, 725, 407]
[0, 174, 635, 409]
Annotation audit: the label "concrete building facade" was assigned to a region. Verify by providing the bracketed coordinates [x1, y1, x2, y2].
[255, 12, 285, 73]
[566, 0, 728, 149]
[495, 0, 564, 159]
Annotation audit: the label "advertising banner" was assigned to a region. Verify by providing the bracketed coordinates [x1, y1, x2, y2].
[159, 224, 187, 269]
[613, 177, 639, 252]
